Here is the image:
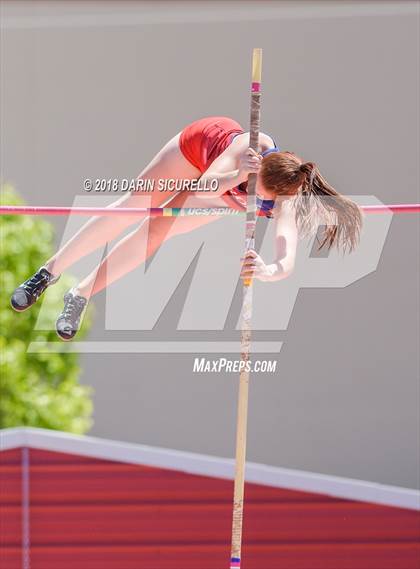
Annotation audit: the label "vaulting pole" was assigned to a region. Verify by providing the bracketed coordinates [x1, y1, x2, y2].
[230, 47, 262, 569]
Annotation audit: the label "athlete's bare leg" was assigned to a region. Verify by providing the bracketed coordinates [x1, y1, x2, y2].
[44, 132, 202, 276]
[75, 190, 226, 299]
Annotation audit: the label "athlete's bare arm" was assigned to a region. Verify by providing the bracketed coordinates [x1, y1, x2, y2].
[241, 198, 298, 282]
[196, 133, 274, 198]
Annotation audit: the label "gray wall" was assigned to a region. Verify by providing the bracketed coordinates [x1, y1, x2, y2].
[1, 1, 419, 488]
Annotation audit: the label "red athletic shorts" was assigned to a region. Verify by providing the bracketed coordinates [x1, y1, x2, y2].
[179, 116, 244, 173]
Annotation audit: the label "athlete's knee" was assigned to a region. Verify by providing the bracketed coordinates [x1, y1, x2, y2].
[116, 191, 147, 208]
[109, 186, 161, 211]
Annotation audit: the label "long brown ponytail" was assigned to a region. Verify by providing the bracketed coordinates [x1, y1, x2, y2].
[295, 162, 363, 252]
[260, 152, 363, 253]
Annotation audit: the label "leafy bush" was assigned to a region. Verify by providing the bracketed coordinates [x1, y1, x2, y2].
[0, 185, 93, 433]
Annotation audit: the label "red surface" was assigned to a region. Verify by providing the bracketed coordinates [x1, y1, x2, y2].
[1, 447, 419, 569]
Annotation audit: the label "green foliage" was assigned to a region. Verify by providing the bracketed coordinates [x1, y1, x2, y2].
[0, 185, 93, 433]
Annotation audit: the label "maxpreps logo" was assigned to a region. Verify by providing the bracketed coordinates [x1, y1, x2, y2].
[29, 195, 393, 354]
[193, 358, 277, 373]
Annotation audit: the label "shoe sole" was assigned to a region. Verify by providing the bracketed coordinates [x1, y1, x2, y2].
[10, 299, 31, 312]
[55, 329, 76, 342]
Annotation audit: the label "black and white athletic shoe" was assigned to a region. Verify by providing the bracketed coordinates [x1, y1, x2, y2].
[10, 267, 60, 312]
[56, 290, 87, 341]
